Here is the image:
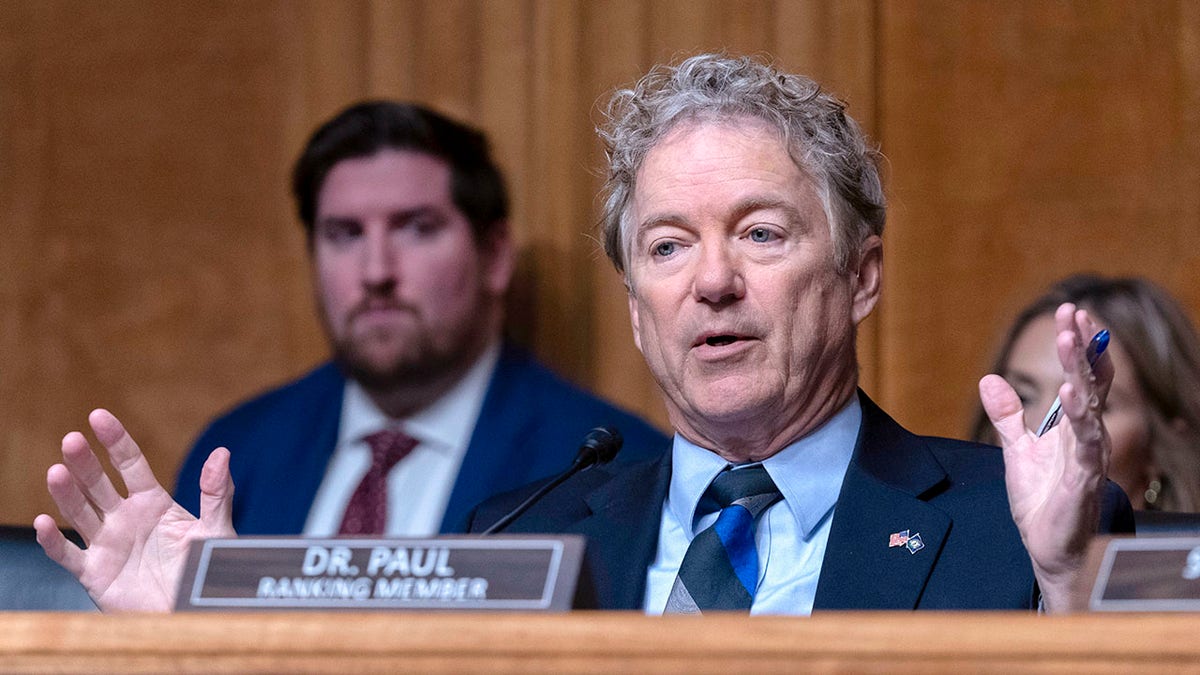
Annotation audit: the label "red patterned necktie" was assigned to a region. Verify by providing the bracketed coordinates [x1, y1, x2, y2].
[337, 428, 418, 535]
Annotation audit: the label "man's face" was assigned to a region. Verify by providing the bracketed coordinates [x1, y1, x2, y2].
[312, 150, 512, 391]
[626, 119, 881, 458]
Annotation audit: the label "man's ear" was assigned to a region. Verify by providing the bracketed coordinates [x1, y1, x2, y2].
[481, 220, 516, 295]
[628, 287, 644, 354]
[851, 235, 883, 325]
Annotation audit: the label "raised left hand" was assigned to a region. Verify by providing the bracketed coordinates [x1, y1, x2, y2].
[979, 302, 1112, 612]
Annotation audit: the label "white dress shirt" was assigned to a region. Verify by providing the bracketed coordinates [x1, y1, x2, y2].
[302, 340, 501, 536]
[643, 396, 861, 615]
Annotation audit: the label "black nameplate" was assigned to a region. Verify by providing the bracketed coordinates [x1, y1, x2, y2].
[1090, 536, 1200, 611]
[175, 535, 585, 612]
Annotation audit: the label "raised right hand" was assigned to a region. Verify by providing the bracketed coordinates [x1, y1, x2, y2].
[33, 408, 236, 612]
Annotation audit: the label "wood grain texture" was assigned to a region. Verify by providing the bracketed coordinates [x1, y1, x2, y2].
[878, 0, 1200, 436]
[1, 1, 327, 521]
[2, 1, 1197, 526]
[0, 611, 1199, 672]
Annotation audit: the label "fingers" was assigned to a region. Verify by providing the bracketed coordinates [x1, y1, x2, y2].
[1055, 306, 1089, 381]
[49, 409, 166, 540]
[199, 447, 236, 536]
[46, 461, 102, 541]
[979, 374, 1028, 448]
[88, 408, 163, 495]
[1054, 305, 1110, 399]
[1052, 305, 1109, 470]
[33, 513, 86, 579]
[60, 429, 123, 513]
[1055, 308, 1101, 410]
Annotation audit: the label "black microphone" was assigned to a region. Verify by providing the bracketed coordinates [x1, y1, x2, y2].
[481, 426, 623, 535]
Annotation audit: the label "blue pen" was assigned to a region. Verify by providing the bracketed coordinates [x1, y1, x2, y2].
[1035, 329, 1110, 436]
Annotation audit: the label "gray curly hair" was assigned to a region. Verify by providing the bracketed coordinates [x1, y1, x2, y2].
[598, 53, 886, 281]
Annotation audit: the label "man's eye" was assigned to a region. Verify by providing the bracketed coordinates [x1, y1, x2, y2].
[1012, 388, 1038, 409]
[748, 227, 775, 243]
[653, 241, 677, 257]
[409, 216, 444, 236]
[321, 222, 361, 242]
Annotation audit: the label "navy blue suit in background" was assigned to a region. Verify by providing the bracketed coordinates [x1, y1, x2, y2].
[175, 344, 668, 534]
[467, 392, 1135, 610]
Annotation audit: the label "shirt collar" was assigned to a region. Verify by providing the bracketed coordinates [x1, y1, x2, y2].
[339, 339, 502, 452]
[667, 395, 861, 538]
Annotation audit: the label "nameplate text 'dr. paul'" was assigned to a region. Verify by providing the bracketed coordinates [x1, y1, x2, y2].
[175, 535, 584, 612]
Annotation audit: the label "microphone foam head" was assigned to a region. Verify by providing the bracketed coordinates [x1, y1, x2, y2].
[579, 425, 623, 465]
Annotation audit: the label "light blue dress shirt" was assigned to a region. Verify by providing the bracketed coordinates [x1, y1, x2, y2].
[643, 397, 861, 615]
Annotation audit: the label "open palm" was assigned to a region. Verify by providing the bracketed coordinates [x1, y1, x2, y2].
[34, 409, 236, 612]
[979, 304, 1112, 612]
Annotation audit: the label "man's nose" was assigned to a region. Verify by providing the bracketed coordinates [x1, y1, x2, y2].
[691, 241, 744, 305]
[362, 229, 398, 290]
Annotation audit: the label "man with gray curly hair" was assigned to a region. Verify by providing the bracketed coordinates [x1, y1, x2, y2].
[473, 53, 1130, 614]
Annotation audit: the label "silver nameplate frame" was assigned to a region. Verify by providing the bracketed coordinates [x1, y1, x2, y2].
[176, 535, 585, 612]
[1090, 536, 1200, 611]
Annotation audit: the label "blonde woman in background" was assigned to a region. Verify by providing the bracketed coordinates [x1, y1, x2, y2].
[970, 274, 1200, 511]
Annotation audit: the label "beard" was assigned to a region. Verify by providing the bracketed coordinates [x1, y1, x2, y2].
[318, 286, 495, 402]
[330, 322, 485, 394]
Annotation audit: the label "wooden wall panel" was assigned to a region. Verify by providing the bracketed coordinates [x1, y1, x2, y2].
[878, 0, 1200, 437]
[525, 0, 592, 383]
[0, 1, 327, 521]
[578, 1, 667, 427]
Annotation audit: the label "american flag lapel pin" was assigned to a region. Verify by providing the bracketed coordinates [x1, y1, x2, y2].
[888, 530, 910, 547]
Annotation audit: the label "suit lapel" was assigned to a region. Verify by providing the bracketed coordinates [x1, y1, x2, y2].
[440, 344, 536, 532]
[252, 364, 344, 534]
[813, 392, 952, 610]
[572, 457, 671, 609]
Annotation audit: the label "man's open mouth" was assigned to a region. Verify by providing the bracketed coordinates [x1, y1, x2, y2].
[704, 335, 739, 347]
[694, 332, 755, 349]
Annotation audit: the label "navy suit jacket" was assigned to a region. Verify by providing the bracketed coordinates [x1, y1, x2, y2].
[467, 391, 1134, 610]
[175, 344, 668, 534]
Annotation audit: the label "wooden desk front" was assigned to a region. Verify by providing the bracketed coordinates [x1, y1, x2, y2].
[0, 611, 1196, 673]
